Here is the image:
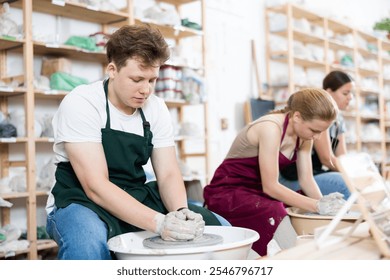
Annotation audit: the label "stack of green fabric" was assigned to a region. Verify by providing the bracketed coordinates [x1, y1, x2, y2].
[181, 18, 202, 31]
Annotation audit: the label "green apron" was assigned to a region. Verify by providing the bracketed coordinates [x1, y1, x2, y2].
[52, 79, 220, 239]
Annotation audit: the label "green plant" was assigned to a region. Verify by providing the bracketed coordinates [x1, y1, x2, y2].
[373, 18, 390, 31]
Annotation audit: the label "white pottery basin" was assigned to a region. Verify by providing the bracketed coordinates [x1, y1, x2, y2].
[108, 226, 259, 260]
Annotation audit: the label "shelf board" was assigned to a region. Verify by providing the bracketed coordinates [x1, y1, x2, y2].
[0, 0, 18, 3]
[6, 160, 27, 168]
[36, 190, 51, 196]
[327, 18, 354, 34]
[32, 41, 107, 63]
[291, 57, 325, 68]
[357, 30, 380, 43]
[382, 56, 390, 63]
[35, 89, 68, 99]
[35, 137, 55, 143]
[183, 174, 203, 182]
[0, 87, 26, 96]
[270, 54, 326, 68]
[328, 40, 354, 51]
[330, 64, 355, 73]
[358, 88, 381, 96]
[0, 190, 51, 198]
[357, 47, 378, 59]
[10, 0, 129, 24]
[165, 99, 188, 107]
[37, 239, 57, 251]
[0, 247, 29, 259]
[361, 140, 382, 144]
[381, 40, 390, 52]
[0, 192, 29, 199]
[267, 4, 323, 24]
[272, 29, 325, 45]
[164, 61, 204, 71]
[291, 4, 323, 23]
[135, 18, 203, 39]
[294, 29, 325, 44]
[360, 115, 381, 121]
[294, 57, 326, 68]
[0, 239, 57, 259]
[270, 50, 288, 58]
[0, 37, 24, 51]
[10, 40, 107, 63]
[174, 135, 205, 141]
[181, 152, 207, 157]
[0, 137, 28, 143]
[342, 111, 358, 118]
[158, 0, 200, 4]
[268, 83, 289, 88]
[358, 67, 379, 77]
[0, 88, 68, 98]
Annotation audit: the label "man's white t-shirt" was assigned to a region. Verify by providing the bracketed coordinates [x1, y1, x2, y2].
[46, 80, 175, 214]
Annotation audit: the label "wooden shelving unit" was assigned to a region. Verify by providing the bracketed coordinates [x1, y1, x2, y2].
[10, 0, 130, 24]
[264, 2, 389, 173]
[0, 0, 128, 260]
[0, 0, 207, 259]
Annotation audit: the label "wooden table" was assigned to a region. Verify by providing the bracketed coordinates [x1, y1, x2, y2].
[268, 222, 385, 260]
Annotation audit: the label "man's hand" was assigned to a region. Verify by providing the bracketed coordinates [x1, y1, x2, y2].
[154, 211, 204, 241]
[174, 208, 205, 238]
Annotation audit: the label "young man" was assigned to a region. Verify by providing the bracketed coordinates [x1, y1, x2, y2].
[46, 24, 220, 259]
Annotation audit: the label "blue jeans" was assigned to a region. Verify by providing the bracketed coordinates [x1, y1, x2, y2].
[46, 203, 112, 260]
[279, 171, 351, 199]
[47, 203, 230, 260]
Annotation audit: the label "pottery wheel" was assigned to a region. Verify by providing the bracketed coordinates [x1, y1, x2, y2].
[143, 233, 223, 249]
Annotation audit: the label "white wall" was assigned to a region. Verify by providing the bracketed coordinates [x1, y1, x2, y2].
[205, 0, 263, 176]
[205, 0, 390, 179]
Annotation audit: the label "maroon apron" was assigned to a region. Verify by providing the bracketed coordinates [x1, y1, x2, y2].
[203, 115, 299, 256]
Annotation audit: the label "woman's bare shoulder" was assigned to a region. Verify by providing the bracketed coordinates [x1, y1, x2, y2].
[251, 114, 284, 129]
[247, 113, 284, 142]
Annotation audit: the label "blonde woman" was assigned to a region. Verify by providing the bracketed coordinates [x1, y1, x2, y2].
[204, 88, 346, 256]
[280, 71, 354, 199]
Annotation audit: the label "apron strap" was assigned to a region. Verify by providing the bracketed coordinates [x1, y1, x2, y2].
[281, 114, 289, 143]
[281, 114, 300, 157]
[103, 79, 111, 129]
[139, 109, 151, 139]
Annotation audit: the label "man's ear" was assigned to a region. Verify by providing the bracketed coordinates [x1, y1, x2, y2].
[106, 62, 117, 79]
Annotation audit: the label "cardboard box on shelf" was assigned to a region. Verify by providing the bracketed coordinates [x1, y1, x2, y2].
[41, 57, 72, 77]
[0, 74, 24, 87]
